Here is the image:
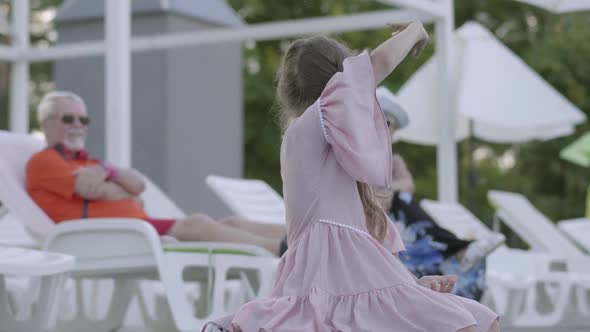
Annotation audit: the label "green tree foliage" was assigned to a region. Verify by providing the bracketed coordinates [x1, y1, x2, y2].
[0, 0, 61, 129]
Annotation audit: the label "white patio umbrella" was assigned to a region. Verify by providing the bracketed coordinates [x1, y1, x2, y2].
[395, 21, 586, 146]
[515, 0, 590, 13]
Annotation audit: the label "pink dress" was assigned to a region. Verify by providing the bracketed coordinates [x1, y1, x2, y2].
[210, 51, 499, 332]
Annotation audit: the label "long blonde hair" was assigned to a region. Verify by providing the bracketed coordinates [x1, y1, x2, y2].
[276, 36, 388, 242]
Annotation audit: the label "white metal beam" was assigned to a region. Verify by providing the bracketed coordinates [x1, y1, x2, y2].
[24, 40, 104, 62]
[434, 0, 458, 202]
[9, 0, 30, 133]
[377, 0, 447, 17]
[0, 45, 17, 61]
[132, 9, 434, 52]
[23, 9, 434, 62]
[105, 0, 131, 167]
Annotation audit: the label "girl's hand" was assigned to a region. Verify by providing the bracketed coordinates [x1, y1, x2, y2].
[371, 20, 429, 85]
[417, 275, 457, 293]
[388, 21, 429, 57]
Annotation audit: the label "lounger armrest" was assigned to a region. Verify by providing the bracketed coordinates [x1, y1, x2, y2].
[533, 254, 569, 273]
[43, 218, 164, 276]
[488, 253, 575, 291]
[487, 270, 534, 289]
[532, 251, 590, 275]
[488, 248, 570, 283]
[163, 241, 276, 257]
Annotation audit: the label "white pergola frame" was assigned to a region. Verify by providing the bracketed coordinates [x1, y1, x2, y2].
[2, 0, 458, 202]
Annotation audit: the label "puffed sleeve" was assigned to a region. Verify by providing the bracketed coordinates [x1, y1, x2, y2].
[318, 51, 393, 188]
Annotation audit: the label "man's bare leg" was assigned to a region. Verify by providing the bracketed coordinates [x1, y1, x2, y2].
[218, 216, 286, 240]
[166, 214, 281, 255]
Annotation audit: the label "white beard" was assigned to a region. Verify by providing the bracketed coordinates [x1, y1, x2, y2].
[63, 130, 86, 151]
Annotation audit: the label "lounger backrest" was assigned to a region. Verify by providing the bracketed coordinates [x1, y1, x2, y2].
[205, 175, 285, 225]
[0, 131, 54, 241]
[420, 199, 493, 241]
[141, 175, 186, 219]
[558, 219, 590, 254]
[488, 190, 585, 259]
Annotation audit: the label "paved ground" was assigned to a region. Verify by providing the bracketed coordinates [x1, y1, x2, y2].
[118, 326, 590, 332]
[503, 329, 590, 332]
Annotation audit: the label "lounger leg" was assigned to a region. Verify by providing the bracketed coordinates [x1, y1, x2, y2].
[210, 263, 230, 317]
[0, 274, 69, 332]
[575, 285, 590, 317]
[513, 280, 572, 327]
[160, 254, 206, 332]
[56, 278, 135, 332]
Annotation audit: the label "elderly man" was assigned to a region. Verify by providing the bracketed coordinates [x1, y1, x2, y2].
[26, 91, 285, 255]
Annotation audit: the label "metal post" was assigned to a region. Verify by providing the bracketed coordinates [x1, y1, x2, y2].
[434, 0, 458, 202]
[9, 0, 29, 133]
[105, 0, 131, 167]
[23, 10, 435, 63]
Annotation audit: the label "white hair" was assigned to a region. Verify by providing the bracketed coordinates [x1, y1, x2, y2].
[37, 91, 87, 124]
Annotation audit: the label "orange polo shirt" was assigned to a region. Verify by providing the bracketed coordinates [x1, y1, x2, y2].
[26, 148, 148, 223]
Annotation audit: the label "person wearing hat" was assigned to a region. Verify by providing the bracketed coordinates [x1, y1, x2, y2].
[376, 87, 505, 301]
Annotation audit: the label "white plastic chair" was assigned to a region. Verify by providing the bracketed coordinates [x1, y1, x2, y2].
[205, 175, 285, 225]
[420, 199, 583, 327]
[488, 190, 590, 327]
[0, 131, 278, 332]
[0, 245, 74, 332]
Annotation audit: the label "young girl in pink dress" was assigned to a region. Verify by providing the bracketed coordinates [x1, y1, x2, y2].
[206, 21, 500, 332]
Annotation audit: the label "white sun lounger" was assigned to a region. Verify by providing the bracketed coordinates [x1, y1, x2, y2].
[421, 199, 584, 327]
[488, 190, 590, 327]
[0, 130, 279, 331]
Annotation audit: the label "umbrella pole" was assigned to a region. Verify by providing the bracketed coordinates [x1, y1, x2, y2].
[467, 120, 477, 211]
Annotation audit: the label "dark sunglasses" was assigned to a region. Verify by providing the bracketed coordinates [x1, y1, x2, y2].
[61, 114, 90, 126]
